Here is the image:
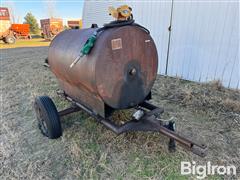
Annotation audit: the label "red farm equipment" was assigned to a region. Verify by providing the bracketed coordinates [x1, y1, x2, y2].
[10, 24, 31, 39]
[0, 7, 31, 44]
[67, 19, 82, 29]
[0, 7, 15, 44]
[40, 18, 63, 40]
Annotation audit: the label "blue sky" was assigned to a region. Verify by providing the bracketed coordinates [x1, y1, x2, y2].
[1, 0, 84, 24]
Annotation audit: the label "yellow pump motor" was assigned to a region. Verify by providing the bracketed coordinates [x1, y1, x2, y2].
[108, 5, 132, 20]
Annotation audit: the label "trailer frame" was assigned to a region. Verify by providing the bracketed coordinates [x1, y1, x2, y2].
[55, 90, 207, 157]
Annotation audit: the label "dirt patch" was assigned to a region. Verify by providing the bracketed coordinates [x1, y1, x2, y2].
[0, 47, 239, 179]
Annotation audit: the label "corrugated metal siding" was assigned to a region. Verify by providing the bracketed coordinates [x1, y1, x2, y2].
[82, 1, 239, 89]
[167, 1, 239, 89]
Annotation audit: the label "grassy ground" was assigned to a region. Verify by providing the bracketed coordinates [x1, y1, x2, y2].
[0, 47, 239, 179]
[0, 38, 50, 49]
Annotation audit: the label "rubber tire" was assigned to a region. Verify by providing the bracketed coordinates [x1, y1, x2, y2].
[5, 36, 16, 44]
[34, 96, 62, 139]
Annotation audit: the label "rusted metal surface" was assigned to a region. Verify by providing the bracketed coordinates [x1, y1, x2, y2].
[48, 26, 158, 117]
[58, 105, 80, 117]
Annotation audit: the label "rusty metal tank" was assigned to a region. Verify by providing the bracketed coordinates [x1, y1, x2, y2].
[48, 25, 158, 117]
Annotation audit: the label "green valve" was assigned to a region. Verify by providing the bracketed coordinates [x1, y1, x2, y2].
[70, 34, 97, 68]
[80, 35, 97, 55]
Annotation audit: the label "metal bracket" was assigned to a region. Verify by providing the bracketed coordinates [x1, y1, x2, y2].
[58, 105, 81, 117]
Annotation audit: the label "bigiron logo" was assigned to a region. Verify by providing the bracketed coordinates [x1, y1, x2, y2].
[181, 161, 237, 179]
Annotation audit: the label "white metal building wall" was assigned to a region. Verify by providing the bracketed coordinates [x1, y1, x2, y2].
[82, 0, 239, 89]
[167, 1, 239, 89]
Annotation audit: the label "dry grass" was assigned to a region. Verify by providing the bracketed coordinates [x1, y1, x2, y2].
[222, 98, 240, 112]
[208, 80, 224, 91]
[154, 77, 240, 114]
[1, 47, 239, 179]
[0, 38, 50, 49]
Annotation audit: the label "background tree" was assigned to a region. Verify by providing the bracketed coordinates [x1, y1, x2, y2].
[24, 13, 40, 34]
[63, 25, 69, 30]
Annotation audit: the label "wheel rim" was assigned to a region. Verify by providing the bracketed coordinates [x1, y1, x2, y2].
[34, 102, 48, 136]
[8, 38, 15, 43]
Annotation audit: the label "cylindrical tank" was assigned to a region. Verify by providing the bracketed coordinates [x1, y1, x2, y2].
[48, 25, 158, 113]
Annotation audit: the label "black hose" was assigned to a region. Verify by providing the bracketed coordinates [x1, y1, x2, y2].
[104, 19, 135, 28]
[96, 19, 150, 34]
